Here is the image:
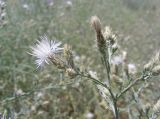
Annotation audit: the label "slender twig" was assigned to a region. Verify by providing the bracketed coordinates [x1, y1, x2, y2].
[117, 75, 150, 99]
[77, 73, 110, 90]
[0, 81, 76, 104]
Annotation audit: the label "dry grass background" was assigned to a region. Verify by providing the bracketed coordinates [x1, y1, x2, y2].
[0, 0, 160, 118]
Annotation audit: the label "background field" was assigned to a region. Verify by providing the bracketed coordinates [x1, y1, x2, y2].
[0, 0, 160, 118]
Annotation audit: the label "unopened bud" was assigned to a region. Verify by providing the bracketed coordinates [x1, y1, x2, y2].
[103, 26, 117, 46]
[144, 61, 154, 71]
[154, 52, 160, 63]
[112, 43, 118, 54]
[90, 16, 101, 33]
[111, 64, 118, 75]
[144, 52, 160, 71]
[49, 56, 66, 69]
[122, 51, 127, 62]
[153, 99, 160, 113]
[66, 68, 77, 78]
[103, 26, 112, 40]
[64, 44, 74, 68]
[111, 74, 123, 84]
[90, 16, 106, 55]
[88, 70, 98, 80]
[108, 34, 117, 46]
[152, 65, 160, 76]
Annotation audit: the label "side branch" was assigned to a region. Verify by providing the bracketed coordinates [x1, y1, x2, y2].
[117, 75, 150, 99]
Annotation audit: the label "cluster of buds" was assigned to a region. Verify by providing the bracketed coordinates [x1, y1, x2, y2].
[90, 16, 118, 57]
[0, 0, 6, 27]
[144, 52, 160, 76]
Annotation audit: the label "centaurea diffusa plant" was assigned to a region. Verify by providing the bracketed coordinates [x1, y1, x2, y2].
[28, 16, 160, 119]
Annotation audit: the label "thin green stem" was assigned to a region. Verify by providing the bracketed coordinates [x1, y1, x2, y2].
[100, 48, 119, 119]
[103, 49, 119, 119]
[102, 55, 111, 85]
[0, 81, 76, 104]
[78, 73, 110, 90]
[117, 75, 149, 99]
[108, 88, 119, 119]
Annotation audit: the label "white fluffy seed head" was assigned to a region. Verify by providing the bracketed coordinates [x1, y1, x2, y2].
[30, 35, 63, 68]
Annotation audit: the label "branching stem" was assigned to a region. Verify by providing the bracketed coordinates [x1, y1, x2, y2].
[117, 74, 150, 99]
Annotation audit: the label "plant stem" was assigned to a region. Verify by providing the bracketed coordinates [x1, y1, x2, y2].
[102, 55, 111, 86]
[101, 52, 119, 118]
[78, 73, 110, 90]
[1, 81, 76, 104]
[108, 88, 119, 119]
[114, 99, 119, 119]
[117, 76, 144, 99]
[79, 73, 119, 119]
[103, 51, 119, 119]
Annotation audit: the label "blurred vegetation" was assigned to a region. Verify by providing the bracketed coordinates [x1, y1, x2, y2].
[0, 0, 160, 118]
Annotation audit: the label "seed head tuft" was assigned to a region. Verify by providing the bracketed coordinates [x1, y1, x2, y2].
[30, 35, 63, 68]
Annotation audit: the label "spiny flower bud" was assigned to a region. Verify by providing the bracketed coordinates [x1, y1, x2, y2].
[88, 70, 98, 80]
[112, 43, 118, 54]
[103, 26, 112, 40]
[111, 74, 123, 84]
[65, 68, 77, 78]
[90, 16, 102, 33]
[103, 26, 117, 45]
[109, 34, 117, 45]
[152, 65, 160, 76]
[128, 63, 137, 75]
[90, 16, 106, 55]
[144, 52, 160, 71]
[49, 55, 66, 69]
[144, 61, 154, 71]
[103, 26, 118, 55]
[64, 44, 75, 68]
[111, 64, 119, 75]
[153, 99, 160, 113]
[97, 84, 110, 99]
[154, 52, 160, 63]
[122, 51, 129, 79]
[122, 51, 127, 62]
